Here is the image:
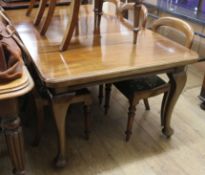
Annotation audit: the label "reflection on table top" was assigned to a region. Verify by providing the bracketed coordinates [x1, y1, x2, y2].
[6, 5, 199, 88]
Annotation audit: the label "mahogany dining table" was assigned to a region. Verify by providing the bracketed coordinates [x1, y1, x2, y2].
[5, 4, 199, 167]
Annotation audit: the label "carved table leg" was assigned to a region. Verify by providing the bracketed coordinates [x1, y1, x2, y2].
[51, 100, 69, 168]
[162, 68, 187, 137]
[0, 99, 25, 175]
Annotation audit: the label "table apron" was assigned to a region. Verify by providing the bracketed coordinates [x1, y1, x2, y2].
[47, 66, 186, 96]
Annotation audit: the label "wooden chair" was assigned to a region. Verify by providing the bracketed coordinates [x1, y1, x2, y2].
[26, 0, 60, 34]
[26, 0, 86, 51]
[26, 0, 48, 26]
[104, 16, 194, 142]
[26, 0, 37, 16]
[26, 0, 120, 51]
[58, 0, 120, 51]
[99, 2, 148, 107]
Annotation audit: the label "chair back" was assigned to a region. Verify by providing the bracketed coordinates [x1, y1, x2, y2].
[152, 17, 194, 48]
[118, 3, 148, 29]
[106, 0, 121, 7]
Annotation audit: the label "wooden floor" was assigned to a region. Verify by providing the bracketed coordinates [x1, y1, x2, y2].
[0, 64, 205, 175]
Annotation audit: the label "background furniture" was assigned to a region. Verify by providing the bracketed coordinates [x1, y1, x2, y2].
[26, 0, 120, 50]
[5, 4, 199, 167]
[0, 66, 34, 175]
[105, 16, 194, 141]
[128, 0, 205, 109]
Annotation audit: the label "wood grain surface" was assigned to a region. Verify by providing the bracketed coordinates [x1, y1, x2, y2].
[5, 5, 199, 89]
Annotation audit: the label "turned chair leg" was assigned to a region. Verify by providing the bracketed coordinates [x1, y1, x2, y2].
[104, 84, 112, 115]
[143, 98, 150, 110]
[98, 85, 104, 105]
[125, 97, 137, 142]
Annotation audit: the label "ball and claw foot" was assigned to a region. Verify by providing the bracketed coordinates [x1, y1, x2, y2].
[162, 127, 174, 138]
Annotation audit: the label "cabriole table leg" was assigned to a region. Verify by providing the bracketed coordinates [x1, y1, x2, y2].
[162, 68, 187, 138]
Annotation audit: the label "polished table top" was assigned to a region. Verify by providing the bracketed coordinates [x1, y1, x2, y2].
[6, 5, 199, 89]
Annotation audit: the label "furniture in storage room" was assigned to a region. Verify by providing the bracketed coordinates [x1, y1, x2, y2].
[6, 3, 200, 167]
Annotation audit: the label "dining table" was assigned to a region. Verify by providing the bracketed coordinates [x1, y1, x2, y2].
[4, 4, 199, 167]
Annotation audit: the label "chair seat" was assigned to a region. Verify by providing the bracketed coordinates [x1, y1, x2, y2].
[114, 75, 166, 97]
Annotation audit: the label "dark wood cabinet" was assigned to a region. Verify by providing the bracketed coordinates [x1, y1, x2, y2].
[200, 74, 205, 109]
